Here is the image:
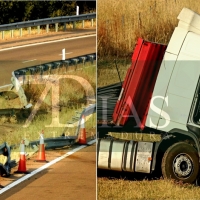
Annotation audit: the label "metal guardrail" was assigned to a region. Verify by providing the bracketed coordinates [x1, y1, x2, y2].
[61, 103, 96, 135]
[0, 53, 96, 109]
[27, 104, 96, 149]
[28, 136, 78, 150]
[13, 53, 96, 76]
[0, 53, 96, 150]
[0, 13, 96, 39]
[74, 104, 96, 136]
[10, 53, 96, 108]
[8, 105, 96, 151]
[0, 13, 96, 31]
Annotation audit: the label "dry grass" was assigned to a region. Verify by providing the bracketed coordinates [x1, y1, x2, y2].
[98, 60, 130, 87]
[98, 0, 200, 59]
[98, 178, 200, 200]
[24, 63, 96, 108]
[0, 63, 96, 145]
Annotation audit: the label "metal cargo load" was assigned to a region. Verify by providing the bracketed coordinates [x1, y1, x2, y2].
[112, 38, 167, 128]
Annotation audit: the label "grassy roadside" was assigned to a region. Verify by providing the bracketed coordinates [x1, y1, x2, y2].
[97, 59, 131, 87]
[0, 63, 96, 163]
[0, 63, 96, 142]
[98, 0, 200, 59]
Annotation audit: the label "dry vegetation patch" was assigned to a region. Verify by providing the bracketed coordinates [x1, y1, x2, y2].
[98, 177, 200, 200]
[98, 0, 200, 59]
[0, 64, 96, 145]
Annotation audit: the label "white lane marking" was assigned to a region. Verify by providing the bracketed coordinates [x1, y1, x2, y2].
[0, 34, 96, 52]
[22, 59, 37, 63]
[58, 52, 73, 56]
[0, 139, 96, 194]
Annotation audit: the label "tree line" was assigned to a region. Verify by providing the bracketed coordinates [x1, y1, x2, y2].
[0, 1, 96, 24]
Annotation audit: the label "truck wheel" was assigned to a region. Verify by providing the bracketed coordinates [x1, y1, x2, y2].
[161, 142, 199, 183]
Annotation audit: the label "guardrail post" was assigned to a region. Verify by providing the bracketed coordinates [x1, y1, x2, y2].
[10, 30, 14, 38]
[20, 28, 23, 37]
[37, 25, 40, 34]
[82, 20, 85, 28]
[71, 58, 79, 70]
[39, 66, 44, 79]
[55, 23, 58, 32]
[28, 27, 31, 35]
[79, 56, 86, 66]
[87, 54, 95, 65]
[46, 24, 49, 33]
[62, 60, 71, 73]
[1, 31, 4, 40]
[63, 23, 67, 31]
[73, 21, 76, 29]
[91, 19, 94, 27]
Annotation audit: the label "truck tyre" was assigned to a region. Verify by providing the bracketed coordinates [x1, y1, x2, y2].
[161, 142, 199, 183]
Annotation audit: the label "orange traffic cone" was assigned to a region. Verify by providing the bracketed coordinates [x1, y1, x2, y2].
[15, 140, 29, 174]
[78, 115, 87, 144]
[35, 130, 48, 162]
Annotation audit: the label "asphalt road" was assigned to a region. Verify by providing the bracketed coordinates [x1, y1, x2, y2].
[0, 35, 96, 86]
[0, 144, 96, 200]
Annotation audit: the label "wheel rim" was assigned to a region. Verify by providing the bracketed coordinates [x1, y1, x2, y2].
[173, 153, 193, 179]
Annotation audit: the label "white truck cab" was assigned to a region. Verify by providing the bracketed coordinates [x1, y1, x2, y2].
[147, 8, 200, 133]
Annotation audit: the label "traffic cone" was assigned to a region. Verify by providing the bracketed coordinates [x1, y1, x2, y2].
[78, 115, 87, 144]
[35, 130, 48, 162]
[15, 140, 29, 174]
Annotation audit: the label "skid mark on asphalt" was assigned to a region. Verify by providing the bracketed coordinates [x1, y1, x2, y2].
[0, 139, 96, 194]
